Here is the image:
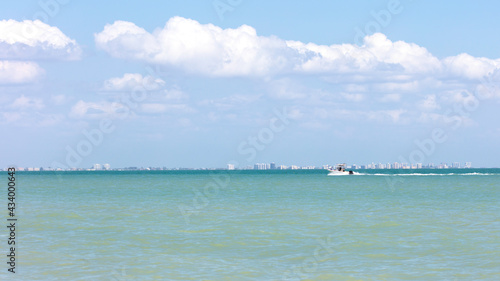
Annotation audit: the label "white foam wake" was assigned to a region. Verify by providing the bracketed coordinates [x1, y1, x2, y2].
[355, 172, 495, 176]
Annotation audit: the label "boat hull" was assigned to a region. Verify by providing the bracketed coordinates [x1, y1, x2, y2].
[327, 170, 350, 175]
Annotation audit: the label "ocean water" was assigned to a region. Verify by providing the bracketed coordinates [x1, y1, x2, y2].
[1, 169, 500, 280]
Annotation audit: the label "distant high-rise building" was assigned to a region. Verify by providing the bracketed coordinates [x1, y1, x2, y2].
[254, 163, 267, 170]
[464, 162, 472, 168]
[393, 162, 400, 169]
[437, 163, 448, 169]
[227, 164, 235, 170]
[103, 164, 111, 170]
[452, 162, 460, 168]
[93, 164, 102, 170]
[270, 162, 276, 170]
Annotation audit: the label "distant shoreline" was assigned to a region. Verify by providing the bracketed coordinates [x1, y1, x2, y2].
[4, 167, 500, 172]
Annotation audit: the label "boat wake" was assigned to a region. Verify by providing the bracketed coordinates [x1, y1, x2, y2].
[355, 172, 495, 176]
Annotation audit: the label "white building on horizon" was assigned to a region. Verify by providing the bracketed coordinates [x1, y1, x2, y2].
[254, 163, 267, 170]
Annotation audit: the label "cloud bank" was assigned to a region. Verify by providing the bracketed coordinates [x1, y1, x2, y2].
[95, 17, 500, 80]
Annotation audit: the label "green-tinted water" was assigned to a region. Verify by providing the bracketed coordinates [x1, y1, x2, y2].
[1, 169, 499, 280]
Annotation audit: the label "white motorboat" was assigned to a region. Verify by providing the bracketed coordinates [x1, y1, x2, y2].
[327, 164, 354, 175]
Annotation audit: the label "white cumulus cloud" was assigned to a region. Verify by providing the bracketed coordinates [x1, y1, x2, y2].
[102, 73, 166, 91]
[69, 100, 124, 119]
[0, 19, 82, 60]
[443, 53, 500, 80]
[95, 17, 291, 76]
[11, 95, 44, 110]
[0, 20, 81, 84]
[94, 17, 500, 81]
[288, 33, 441, 75]
[0, 61, 44, 84]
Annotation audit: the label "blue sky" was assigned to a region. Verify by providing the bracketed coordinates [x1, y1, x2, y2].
[1, 0, 500, 168]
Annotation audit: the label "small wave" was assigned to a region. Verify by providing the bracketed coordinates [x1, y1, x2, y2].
[461, 172, 495, 176]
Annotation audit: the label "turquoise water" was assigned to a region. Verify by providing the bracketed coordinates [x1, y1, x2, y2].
[1, 169, 500, 280]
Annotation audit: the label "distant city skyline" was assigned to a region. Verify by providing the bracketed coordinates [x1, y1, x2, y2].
[2, 1, 500, 168]
[4, 161, 485, 172]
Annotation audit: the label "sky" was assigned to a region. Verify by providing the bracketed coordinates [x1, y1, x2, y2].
[1, 0, 500, 169]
